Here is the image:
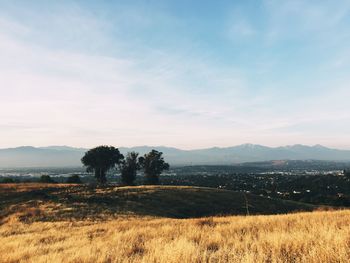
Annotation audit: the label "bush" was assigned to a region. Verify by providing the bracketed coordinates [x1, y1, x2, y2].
[0, 177, 16, 183]
[66, 175, 82, 184]
[39, 175, 56, 183]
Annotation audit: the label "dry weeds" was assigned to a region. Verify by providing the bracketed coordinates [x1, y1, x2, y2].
[1, 210, 349, 263]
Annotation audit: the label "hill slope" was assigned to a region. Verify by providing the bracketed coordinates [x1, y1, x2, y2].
[2, 184, 347, 263]
[0, 184, 315, 222]
[1, 202, 348, 262]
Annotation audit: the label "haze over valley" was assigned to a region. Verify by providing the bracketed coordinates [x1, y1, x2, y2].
[1, 144, 350, 167]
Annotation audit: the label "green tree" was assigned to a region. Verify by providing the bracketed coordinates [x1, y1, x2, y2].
[81, 146, 124, 184]
[119, 152, 140, 185]
[139, 150, 169, 184]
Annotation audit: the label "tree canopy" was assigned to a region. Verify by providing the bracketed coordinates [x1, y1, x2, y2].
[81, 146, 124, 184]
[119, 151, 140, 185]
[139, 150, 169, 184]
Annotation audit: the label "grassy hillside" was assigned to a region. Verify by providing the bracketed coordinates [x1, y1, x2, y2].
[0, 184, 348, 262]
[1, 209, 349, 263]
[0, 184, 315, 223]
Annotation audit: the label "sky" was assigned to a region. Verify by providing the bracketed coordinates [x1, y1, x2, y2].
[0, 0, 350, 150]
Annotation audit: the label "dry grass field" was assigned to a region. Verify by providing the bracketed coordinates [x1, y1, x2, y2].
[1, 210, 349, 263]
[0, 184, 349, 263]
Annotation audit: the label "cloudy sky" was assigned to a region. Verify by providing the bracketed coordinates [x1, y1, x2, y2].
[0, 0, 350, 149]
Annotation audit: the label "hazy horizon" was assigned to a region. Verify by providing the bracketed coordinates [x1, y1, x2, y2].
[1, 1, 350, 149]
[2, 142, 350, 151]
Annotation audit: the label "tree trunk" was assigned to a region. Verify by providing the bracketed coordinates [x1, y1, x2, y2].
[95, 168, 107, 184]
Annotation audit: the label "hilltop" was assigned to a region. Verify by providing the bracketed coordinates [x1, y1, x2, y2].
[0, 184, 315, 222]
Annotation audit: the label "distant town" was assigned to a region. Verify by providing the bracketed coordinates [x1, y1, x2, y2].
[2, 160, 349, 207]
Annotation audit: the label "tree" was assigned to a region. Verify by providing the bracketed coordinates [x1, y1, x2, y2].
[66, 174, 82, 184]
[81, 146, 124, 184]
[344, 170, 350, 178]
[40, 175, 56, 183]
[139, 150, 169, 184]
[119, 152, 140, 185]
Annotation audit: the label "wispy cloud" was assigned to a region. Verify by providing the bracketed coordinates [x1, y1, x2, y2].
[0, 1, 350, 149]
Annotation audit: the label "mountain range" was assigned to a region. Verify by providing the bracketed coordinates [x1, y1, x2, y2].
[0, 144, 350, 168]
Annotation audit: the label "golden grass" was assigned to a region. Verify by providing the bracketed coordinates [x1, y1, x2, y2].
[0, 183, 73, 193]
[1, 210, 349, 263]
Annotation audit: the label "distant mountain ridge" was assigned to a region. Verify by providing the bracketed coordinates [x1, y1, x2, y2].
[0, 144, 350, 167]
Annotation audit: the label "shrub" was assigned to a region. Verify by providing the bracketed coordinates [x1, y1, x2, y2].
[0, 177, 16, 183]
[66, 175, 82, 184]
[39, 175, 56, 183]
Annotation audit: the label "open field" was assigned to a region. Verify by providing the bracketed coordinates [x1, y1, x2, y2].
[0, 184, 349, 262]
